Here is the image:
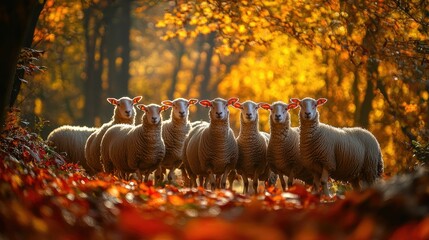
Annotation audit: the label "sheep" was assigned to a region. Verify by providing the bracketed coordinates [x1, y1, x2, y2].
[156, 98, 198, 184]
[232, 100, 271, 194]
[259, 101, 313, 191]
[182, 97, 239, 190]
[46, 125, 97, 171]
[85, 96, 142, 174]
[100, 103, 170, 182]
[290, 97, 384, 196]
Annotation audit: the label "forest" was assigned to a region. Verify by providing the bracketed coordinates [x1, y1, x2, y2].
[0, 0, 429, 239]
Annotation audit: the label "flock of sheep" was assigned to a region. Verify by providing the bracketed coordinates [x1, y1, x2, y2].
[47, 96, 384, 196]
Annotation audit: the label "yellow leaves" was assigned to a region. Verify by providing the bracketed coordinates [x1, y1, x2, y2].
[177, 29, 187, 39]
[34, 98, 43, 115]
[156, 20, 166, 28]
[421, 91, 429, 101]
[238, 24, 247, 34]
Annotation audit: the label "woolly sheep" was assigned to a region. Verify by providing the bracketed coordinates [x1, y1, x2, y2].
[85, 96, 142, 174]
[290, 97, 384, 195]
[100, 103, 170, 182]
[47, 125, 97, 171]
[182, 97, 239, 189]
[260, 101, 313, 191]
[232, 100, 271, 194]
[156, 98, 198, 184]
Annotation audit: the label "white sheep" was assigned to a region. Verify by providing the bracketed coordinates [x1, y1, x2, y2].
[232, 100, 271, 194]
[259, 101, 313, 191]
[155, 98, 198, 184]
[100, 103, 170, 182]
[182, 97, 239, 189]
[46, 125, 97, 171]
[290, 97, 384, 195]
[85, 96, 142, 174]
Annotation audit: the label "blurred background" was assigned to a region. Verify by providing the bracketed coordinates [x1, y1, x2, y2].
[14, 0, 429, 175]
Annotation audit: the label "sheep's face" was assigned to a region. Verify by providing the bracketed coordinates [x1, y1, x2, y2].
[260, 101, 298, 124]
[290, 97, 327, 122]
[108, 96, 142, 120]
[270, 103, 289, 123]
[162, 98, 198, 120]
[137, 104, 171, 125]
[200, 97, 238, 122]
[233, 101, 259, 123]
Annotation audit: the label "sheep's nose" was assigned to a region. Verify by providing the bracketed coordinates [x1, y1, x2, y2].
[152, 117, 158, 121]
[125, 110, 131, 114]
[246, 113, 252, 117]
[275, 114, 281, 119]
[305, 112, 310, 116]
[216, 112, 222, 116]
[179, 111, 185, 116]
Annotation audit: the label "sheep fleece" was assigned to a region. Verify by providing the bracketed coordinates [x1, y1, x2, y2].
[100, 117, 165, 175]
[300, 122, 383, 183]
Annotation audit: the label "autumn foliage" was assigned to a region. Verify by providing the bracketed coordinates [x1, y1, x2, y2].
[1, 111, 428, 239]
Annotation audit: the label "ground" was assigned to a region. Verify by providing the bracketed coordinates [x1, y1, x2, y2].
[0, 115, 428, 239]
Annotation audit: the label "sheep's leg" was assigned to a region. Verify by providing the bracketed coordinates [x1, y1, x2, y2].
[167, 168, 176, 183]
[216, 175, 222, 189]
[189, 174, 197, 188]
[279, 175, 287, 191]
[227, 170, 237, 190]
[321, 168, 330, 196]
[207, 171, 216, 190]
[180, 166, 190, 187]
[144, 173, 151, 183]
[312, 174, 321, 194]
[287, 172, 295, 189]
[154, 168, 164, 184]
[136, 169, 143, 182]
[351, 179, 361, 191]
[220, 169, 230, 189]
[252, 173, 259, 195]
[243, 176, 249, 194]
[198, 175, 204, 188]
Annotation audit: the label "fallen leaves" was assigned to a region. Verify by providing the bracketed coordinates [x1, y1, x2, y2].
[1, 122, 429, 239]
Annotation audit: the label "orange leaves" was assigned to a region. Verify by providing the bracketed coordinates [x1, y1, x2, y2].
[402, 102, 418, 114]
[1, 121, 429, 239]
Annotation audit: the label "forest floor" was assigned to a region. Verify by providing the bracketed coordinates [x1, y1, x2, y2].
[1, 114, 428, 240]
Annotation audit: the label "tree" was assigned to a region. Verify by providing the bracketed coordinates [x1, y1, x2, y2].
[0, 1, 45, 130]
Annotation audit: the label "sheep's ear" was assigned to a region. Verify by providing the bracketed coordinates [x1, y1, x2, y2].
[199, 100, 212, 108]
[316, 98, 327, 106]
[133, 96, 143, 104]
[227, 97, 239, 106]
[287, 102, 299, 110]
[161, 100, 173, 106]
[107, 98, 118, 105]
[160, 105, 171, 112]
[136, 104, 146, 112]
[232, 102, 242, 109]
[259, 103, 271, 110]
[188, 99, 198, 105]
[290, 98, 300, 104]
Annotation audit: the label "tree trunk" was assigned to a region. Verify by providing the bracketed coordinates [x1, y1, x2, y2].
[9, 1, 45, 108]
[168, 41, 185, 100]
[103, 0, 131, 122]
[106, 0, 130, 100]
[200, 32, 216, 100]
[195, 32, 216, 120]
[358, 17, 379, 129]
[0, 1, 42, 129]
[185, 35, 204, 98]
[82, 7, 104, 126]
